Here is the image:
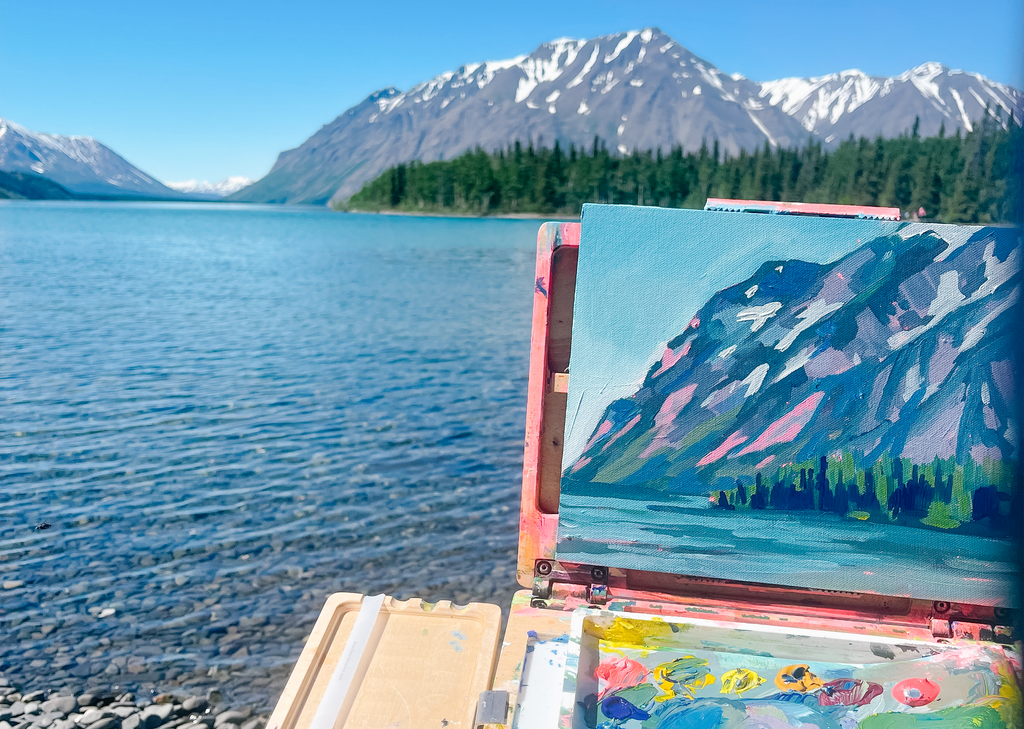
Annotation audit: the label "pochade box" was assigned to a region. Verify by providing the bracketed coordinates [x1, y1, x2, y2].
[266, 201, 1023, 729]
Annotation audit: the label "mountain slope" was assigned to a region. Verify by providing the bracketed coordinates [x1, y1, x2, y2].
[0, 118, 178, 198]
[231, 29, 1023, 206]
[564, 224, 1021, 499]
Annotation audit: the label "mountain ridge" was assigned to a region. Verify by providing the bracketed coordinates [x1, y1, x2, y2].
[0, 118, 182, 199]
[230, 28, 1023, 206]
[563, 223, 1021, 508]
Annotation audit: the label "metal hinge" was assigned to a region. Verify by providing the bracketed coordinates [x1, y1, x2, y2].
[532, 560, 610, 607]
[930, 603, 1016, 643]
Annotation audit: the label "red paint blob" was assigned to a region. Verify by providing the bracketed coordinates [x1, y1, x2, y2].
[892, 678, 940, 707]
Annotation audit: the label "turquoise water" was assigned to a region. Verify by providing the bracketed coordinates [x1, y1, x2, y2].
[0, 202, 542, 708]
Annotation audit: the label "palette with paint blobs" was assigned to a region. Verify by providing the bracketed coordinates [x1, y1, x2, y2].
[267, 201, 1021, 729]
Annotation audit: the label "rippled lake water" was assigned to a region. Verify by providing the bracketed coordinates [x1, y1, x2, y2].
[0, 202, 543, 710]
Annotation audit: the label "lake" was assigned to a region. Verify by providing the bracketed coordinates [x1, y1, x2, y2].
[0, 202, 543, 710]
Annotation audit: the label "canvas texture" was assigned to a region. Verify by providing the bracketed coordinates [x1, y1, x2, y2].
[556, 204, 1022, 605]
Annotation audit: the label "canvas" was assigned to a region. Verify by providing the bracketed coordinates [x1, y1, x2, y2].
[556, 204, 1022, 606]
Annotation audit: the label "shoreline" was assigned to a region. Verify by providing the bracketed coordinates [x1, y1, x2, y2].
[343, 207, 579, 221]
[0, 680, 268, 729]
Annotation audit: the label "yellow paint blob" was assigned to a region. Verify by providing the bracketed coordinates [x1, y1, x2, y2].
[599, 616, 679, 650]
[652, 656, 715, 702]
[774, 664, 823, 692]
[720, 668, 766, 696]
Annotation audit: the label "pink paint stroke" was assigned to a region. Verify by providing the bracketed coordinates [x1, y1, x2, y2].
[641, 384, 698, 458]
[696, 430, 749, 467]
[736, 391, 825, 457]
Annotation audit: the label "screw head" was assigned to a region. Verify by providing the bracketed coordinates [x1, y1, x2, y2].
[530, 598, 547, 609]
[933, 601, 951, 614]
[591, 565, 607, 582]
[536, 560, 553, 576]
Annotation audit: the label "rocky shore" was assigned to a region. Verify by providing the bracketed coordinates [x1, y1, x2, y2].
[0, 679, 267, 729]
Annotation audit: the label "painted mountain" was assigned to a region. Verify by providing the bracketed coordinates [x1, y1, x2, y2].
[230, 28, 1023, 206]
[0, 118, 179, 199]
[556, 213, 1021, 604]
[566, 225, 1020, 528]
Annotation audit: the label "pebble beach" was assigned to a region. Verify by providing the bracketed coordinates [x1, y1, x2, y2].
[0, 681, 265, 729]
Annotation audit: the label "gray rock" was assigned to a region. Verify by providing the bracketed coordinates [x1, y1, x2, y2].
[109, 711, 134, 720]
[74, 699, 94, 711]
[214, 724, 237, 729]
[201, 695, 219, 711]
[9, 704, 25, 719]
[53, 721, 76, 729]
[0, 721, 12, 729]
[21, 696, 43, 706]
[35, 714, 65, 729]
[77, 711, 107, 726]
[85, 719, 118, 729]
[140, 706, 171, 729]
[178, 702, 203, 716]
[41, 700, 76, 717]
[22, 707, 38, 718]
[240, 720, 262, 729]
[213, 714, 244, 728]
[120, 716, 139, 729]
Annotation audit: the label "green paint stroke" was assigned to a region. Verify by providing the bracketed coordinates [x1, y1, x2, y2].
[860, 705, 1005, 729]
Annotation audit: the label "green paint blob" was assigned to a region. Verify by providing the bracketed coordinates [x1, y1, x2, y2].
[859, 705, 1005, 729]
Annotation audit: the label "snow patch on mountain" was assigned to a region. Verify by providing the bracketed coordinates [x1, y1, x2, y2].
[166, 176, 253, 196]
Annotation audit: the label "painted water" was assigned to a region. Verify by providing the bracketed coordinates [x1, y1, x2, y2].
[0, 202, 541, 710]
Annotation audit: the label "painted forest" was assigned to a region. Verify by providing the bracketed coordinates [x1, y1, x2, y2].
[711, 451, 1019, 539]
[345, 115, 1021, 223]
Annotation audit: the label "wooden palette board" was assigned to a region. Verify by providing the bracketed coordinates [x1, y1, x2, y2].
[266, 593, 501, 729]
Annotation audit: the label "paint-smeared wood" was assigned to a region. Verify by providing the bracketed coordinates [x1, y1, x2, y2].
[266, 593, 500, 729]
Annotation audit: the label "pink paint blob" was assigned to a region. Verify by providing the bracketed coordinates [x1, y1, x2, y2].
[641, 384, 698, 457]
[892, 678, 940, 707]
[601, 414, 642, 453]
[582, 419, 613, 453]
[696, 430, 748, 467]
[755, 455, 775, 469]
[594, 656, 648, 697]
[735, 391, 825, 457]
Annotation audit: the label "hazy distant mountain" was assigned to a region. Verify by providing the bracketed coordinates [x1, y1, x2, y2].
[231, 28, 1023, 206]
[166, 176, 253, 197]
[0, 118, 179, 199]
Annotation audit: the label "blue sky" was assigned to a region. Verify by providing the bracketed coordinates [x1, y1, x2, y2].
[2, 0, 1021, 184]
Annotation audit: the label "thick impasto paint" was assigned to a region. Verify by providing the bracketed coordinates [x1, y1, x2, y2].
[558, 610, 1021, 729]
[556, 204, 1021, 605]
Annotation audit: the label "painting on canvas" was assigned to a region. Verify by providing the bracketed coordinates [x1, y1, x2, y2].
[556, 204, 1021, 605]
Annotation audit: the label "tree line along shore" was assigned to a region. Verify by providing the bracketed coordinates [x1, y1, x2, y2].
[343, 114, 1021, 224]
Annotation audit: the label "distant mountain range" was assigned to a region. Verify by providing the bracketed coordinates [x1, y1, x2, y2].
[0, 119, 247, 201]
[166, 176, 253, 196]
[230, 28, 1023, 206]
[0, 118, 180, 199]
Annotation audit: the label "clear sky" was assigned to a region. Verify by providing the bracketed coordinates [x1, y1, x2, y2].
[2, 0, 1021, 184]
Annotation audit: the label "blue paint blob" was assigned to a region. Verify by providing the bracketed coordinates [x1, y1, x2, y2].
[601, 696, 650, 721]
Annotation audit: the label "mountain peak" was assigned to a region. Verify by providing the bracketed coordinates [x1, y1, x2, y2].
[230, 29, 1023, 205]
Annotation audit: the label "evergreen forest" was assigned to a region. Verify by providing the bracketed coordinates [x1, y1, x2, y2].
[345, 115, 1022, 223]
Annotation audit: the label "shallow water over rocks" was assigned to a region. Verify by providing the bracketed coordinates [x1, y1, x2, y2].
[0, 203, 541, 710]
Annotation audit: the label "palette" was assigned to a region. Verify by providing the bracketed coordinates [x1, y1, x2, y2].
[559, 609, 1020, 729]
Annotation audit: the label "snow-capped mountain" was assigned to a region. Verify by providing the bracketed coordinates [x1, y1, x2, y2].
[231, 28, 1023, 206]
[166, 176, 253, 196]
[0, 118, 177, 198]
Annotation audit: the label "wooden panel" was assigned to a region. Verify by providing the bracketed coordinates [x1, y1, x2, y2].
[267, 593, 501, 729]
[517, 223, 579, 586]
[547, 246, 578, 373]
[537, 392, 566, 514]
